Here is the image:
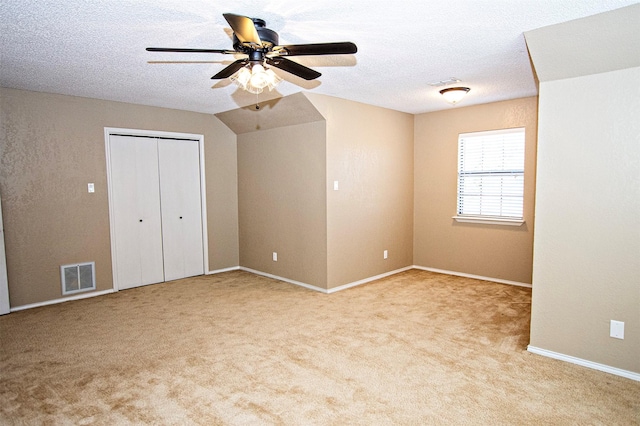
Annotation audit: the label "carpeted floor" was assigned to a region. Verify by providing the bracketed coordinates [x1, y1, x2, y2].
[1, 269, 638, 425]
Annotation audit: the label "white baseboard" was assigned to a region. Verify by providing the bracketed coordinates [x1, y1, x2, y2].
[8, 266, 528, 312]
[239, 267, 327, 293]
[10, 266, 241, 312]
[238, 265, 521, 294]
[527, 346, 640, 382]
[11, 289, 115, 312]
[326, 266, 414, 293]
[207, 266, 240, 275]
[239, 266, 414, 294]
[413, 265, 532, 288]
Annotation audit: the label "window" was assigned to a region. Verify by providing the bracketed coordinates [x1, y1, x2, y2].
[455, 128, 525, 225]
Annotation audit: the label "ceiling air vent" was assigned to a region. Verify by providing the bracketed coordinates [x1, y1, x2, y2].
[61, 262, 96, 295]
[428, 77, 461, 87]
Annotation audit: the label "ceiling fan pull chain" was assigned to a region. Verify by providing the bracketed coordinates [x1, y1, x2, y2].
[255, 93, 260, 110]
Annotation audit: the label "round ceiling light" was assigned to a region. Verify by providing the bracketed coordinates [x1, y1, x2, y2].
[439, 87, 470, 104]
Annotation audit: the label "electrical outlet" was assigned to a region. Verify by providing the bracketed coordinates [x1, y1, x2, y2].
[610, 320, 624, 339]
[88, 183, 95, 193]
[333, 181, 339, 191]
[272, 252, 277, 262]
[383, 250, 388, 259]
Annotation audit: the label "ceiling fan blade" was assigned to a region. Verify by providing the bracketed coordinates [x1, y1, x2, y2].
[266, 57, 321, 80]
[146, 47, 235, 54]
[211, 59, 248, 79]
[223, 13, 262, 46]
[274, 42, 357, 56]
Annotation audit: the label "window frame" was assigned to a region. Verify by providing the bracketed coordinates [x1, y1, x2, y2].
[453, 128, 526, 226]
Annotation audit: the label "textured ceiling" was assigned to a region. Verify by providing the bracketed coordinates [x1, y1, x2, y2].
[524, 3, 640, 82]
[1, 1, 637, 115]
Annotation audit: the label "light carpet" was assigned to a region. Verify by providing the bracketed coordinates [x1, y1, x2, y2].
[1, 269, 638, 424]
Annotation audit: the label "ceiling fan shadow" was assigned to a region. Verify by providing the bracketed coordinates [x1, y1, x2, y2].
[222, 28, 235, 40]
[211, 79, 233, 89]
[241, 96, 283, 112]
[229, 87, 283, 110]
[283, 75, 321, 90]
[293, 54, 357, 68]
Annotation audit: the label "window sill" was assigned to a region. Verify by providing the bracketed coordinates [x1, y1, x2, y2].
[452, 216, 525, 226]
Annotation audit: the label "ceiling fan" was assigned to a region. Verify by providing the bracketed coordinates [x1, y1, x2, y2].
[146, 13, 357, 94]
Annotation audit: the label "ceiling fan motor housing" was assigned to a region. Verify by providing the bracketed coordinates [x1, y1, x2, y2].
[232, 18, 279, 53]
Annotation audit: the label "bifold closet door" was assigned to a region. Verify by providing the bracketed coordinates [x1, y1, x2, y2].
[109, 135, 165, 290]
[157, 139, 204, 281]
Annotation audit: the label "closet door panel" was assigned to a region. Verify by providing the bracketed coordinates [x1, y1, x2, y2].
[158, 139, 204, 281]
[110, 136, 165, 289]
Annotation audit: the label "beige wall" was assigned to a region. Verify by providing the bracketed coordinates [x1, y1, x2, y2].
[0, 88, 239, 307]
[413, 97, 538, 284]
[306, 94, 414, 289]
[530, 67, 640, 373]
[237, 121, 327, 288]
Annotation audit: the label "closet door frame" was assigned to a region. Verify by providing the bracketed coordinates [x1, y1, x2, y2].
[104, 127, 209, 292]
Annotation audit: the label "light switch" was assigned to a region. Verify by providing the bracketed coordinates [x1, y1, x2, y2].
[333, 181, 339, 191]
[88, 183, 95, 193]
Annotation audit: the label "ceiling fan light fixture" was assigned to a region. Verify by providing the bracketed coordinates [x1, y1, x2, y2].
[230, 66, 251, 88]
[230, 62, 282, 94]
[440, 87, 470, 104]
[249, 63, 269, 89]
[264, 68, 283, 91]
[148, 13, 357, 96]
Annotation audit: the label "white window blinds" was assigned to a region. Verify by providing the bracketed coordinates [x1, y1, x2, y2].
[457, 128, 525, 219]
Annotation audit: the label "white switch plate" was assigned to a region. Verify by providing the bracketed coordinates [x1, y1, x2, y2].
[383, 250, 388, 259]
[333, 181, 339, 191]
[272, 252, 277, 262]
[610, 320, 624, 339]
[87, 183, 95, 193]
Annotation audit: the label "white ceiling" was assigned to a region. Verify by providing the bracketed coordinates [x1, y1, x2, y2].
[1, 1, 637, 115]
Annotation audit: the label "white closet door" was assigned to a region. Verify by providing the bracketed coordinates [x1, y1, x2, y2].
[158, 139, 204, 281]
[109, 135, 165, 289]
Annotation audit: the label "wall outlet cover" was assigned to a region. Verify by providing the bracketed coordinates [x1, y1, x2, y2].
[610, 320, 624, 339]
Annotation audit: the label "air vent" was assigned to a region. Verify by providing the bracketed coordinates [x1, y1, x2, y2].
[428, 77, 461, 87]
[61, 262, 96, 295]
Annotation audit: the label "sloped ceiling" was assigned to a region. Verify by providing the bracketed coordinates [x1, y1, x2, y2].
[525, 3, 640, 82]
[215, 92, 324, 134]
[1, 1, 637, 115]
